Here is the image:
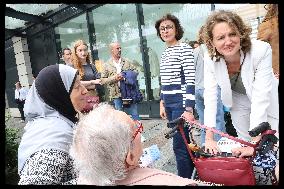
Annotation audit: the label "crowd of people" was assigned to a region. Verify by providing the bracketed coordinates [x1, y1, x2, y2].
[15, 5, 278, 185]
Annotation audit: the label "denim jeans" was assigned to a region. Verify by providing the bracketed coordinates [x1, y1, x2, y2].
[113, 98, 140, 120]
[124, 102, 140, 120]
[165, 106, 194, 179]
[195, 86, 226, 146]
[113, 98, 123, 111]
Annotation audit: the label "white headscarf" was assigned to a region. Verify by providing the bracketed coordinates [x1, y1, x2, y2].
[18, 64, 78, 173]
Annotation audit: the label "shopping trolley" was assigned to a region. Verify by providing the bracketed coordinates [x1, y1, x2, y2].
[164, 115, 278, 186]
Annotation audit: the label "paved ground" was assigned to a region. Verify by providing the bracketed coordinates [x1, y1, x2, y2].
[6, 113, 201, 175]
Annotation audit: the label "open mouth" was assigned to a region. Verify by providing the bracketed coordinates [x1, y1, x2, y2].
[224, 46, 234, 52]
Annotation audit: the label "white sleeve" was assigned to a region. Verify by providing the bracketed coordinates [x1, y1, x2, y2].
[203, 53, 218, 128]
[15, 89, 19, 99]
[249, 44, 273, 131]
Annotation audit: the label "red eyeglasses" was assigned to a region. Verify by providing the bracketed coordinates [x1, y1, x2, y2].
[132, 120, 144, 141]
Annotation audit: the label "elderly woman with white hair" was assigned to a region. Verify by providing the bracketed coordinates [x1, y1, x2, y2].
[70, 103, 208, 186]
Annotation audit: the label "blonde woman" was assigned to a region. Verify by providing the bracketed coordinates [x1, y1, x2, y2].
[202, 10, 278, 185]
[71, 40, 102, 106]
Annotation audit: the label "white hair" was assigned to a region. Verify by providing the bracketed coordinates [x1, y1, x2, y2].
[70, 103, 132, 185]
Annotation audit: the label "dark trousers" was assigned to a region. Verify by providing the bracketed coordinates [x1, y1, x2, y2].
[165, 106, 194, 179]
[17, 100, 25, 121]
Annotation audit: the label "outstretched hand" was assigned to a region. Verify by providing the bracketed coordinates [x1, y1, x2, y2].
[231, 146, 254, 158]
[204, 139, 220, 155]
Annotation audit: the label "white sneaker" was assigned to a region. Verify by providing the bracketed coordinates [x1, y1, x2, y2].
[19, 120, 25, 123]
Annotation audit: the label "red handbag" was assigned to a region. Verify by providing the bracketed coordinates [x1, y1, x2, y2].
[81, 90, 100, 113]
[193, 156, 256, 185]
[179, 117, 258, 186]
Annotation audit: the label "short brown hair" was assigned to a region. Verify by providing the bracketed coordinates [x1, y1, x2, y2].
[202, 10, 252, 61]
[155, 14, 184, 42]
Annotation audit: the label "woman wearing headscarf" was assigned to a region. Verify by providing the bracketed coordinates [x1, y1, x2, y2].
[18, 64, 88, 184]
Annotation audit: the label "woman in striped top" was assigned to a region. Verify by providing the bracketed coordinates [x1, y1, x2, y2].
[155, 13, 195, 179]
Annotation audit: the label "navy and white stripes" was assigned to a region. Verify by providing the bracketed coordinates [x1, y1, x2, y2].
[160, 42, 195, 108]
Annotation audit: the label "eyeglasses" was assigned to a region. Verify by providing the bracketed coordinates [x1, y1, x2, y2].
[159, 25, 174, 32]
[132, 120, 144, 142]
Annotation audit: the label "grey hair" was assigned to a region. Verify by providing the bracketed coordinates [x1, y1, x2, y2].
[70, 103, 133, 185]
[109, 42, 119, 52]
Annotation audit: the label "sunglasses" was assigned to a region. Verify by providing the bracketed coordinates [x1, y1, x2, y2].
[132, 120, 144, 142]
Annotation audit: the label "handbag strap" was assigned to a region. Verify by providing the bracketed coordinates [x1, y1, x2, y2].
[182, 116, 258, 148]
[178, 121, 196, 160]
[89, 63, 97, 78]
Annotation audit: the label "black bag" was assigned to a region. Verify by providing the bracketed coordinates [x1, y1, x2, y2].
[15, 99, 20, 104]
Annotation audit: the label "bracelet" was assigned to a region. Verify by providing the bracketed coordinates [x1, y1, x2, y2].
[185, 108, 193, 113]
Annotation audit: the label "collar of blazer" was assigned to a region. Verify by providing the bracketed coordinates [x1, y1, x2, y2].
[109, 57, 127, 70]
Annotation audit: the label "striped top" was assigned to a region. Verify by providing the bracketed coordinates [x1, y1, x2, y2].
[160, 42, 195, 108]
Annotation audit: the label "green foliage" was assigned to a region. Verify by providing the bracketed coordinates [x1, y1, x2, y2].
[5, 127, 20, 184]
[5, 110, 11, 122]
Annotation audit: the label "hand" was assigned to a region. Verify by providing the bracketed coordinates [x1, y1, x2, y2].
[274, 72, 279, 79]
[181, 111, 195, 122]
[92, 79, 102, 85]
[115, 73, 124, 81]
[231, 146, 254, 158]
[204, 139, 219, 155]
[160, 106, 167, 120]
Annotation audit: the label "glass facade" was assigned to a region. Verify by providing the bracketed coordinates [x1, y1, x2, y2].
[5, 4, 269, 117]
[90, 4, 146, 99]
[54, 13, 89, 63]
[53, 3, 212, 116]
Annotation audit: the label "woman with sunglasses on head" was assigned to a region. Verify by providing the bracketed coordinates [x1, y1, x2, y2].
[154, 13, 195, 179]
[70, 103, 211, 186]
[18, 64, 88, 184]
[202, 10, 279, 185]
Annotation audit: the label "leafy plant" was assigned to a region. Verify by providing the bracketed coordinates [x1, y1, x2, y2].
[5, 127, 20, 184]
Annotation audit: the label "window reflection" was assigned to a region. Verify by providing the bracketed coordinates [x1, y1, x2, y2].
[54, 13, 90, 63]
[91, 4, 147, 100]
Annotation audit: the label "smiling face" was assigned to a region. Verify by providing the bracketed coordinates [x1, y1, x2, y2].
[70, 75, 88, 112]
[212, 22, 241, 59]
[159, 20, 177, 46]
[75, 44, 88, 62]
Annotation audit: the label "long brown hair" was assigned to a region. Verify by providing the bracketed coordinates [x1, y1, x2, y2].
[263, 4, 278, 22]
[71, 39, 92, 79]
[202, 10, 252, 61]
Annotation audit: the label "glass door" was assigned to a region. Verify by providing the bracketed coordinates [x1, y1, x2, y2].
[90, 4, 147, 100]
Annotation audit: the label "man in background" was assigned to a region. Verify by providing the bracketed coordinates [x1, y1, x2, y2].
[15, 81, 29, 123]
[62, 48, 73, 67]
[101, 42, 140, 120]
